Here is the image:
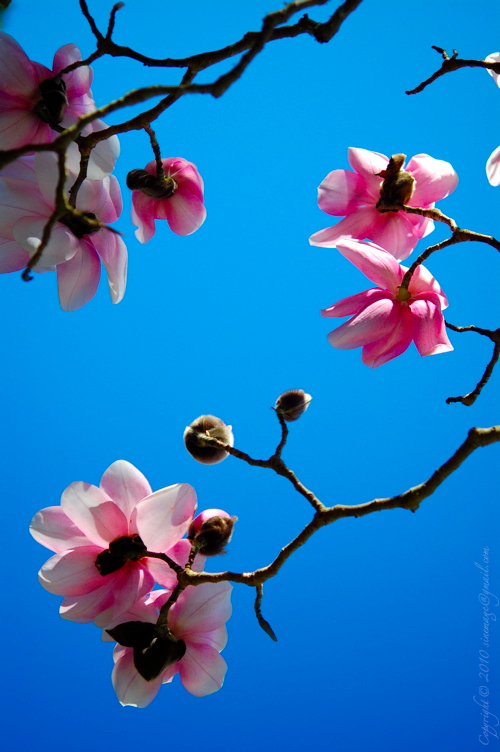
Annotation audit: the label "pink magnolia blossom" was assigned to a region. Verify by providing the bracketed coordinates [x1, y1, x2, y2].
[309, 147, 458, 260]
[486, 146, 500, 187]
[30, 460, 198, 626]
[105, 582, 232, 707]
[130, 157, 206, 243]
[0, 33, 119, 177]
[485, 52, 500, 88]
[0, 153, 126, 310]
[321, 238, 453, 368]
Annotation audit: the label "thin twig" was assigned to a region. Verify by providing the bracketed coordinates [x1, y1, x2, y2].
[407, 47, 500, 95]
[144, 124, 164, 179]
[254, 584, 278, 641]
[444, 323, 500, 406]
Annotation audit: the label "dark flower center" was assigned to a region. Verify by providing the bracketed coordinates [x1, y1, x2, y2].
[95, 534, 147, 576]
[59, 211, 100, 238]
[33, 76, 68, 128]
[106, 621, 187, 681]
[126, 169, 178, 199]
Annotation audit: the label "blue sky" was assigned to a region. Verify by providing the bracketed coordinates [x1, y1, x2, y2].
[1, 1, 499, 750]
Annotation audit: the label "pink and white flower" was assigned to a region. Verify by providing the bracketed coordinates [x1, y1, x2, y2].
[309, 147, 458, 260]
[321, 238, 453, 368]
[105, 582, 232, 707]
[30, 460, 198, 626]
[0, 153, 126, 310]
[0, 33, 119, 177]
[485, 55, 500, 186]
[130, 157, 206, 243]
[485, 52, 500, 88]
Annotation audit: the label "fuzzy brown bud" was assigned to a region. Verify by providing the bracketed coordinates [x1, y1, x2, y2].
[188, 509, 237, 556]
[183, 415, 234, 465]
[126, 169, 177, 199]
[275, 389, 312, 422]
[376, 154, 415, 211]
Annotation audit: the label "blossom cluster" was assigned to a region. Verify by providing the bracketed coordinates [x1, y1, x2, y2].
[0, 33, 206, 310]
[30, 459, 233, 707]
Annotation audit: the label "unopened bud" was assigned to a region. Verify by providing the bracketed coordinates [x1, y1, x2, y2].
[106, 621, 186, 681]
[188, 509, 237, 556]
[376, 154, 415, 211]
[275, 389, 312, 421]
[183, 415, 234, 465]
[126, 169, 177, 199]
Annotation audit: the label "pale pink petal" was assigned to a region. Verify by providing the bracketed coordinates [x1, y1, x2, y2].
[79, 121, 120, 180]
[103, 589, 160, 638]
[335, 238, 403, 291]
[321, 288, 389, 318]
[38, 546, 104, 596]
[91, 231, 127, 304]
[369, 210, 422, 260]
[317, 169, 368, 216]
[135, 483, 197, 552]
[60, 580, 115, 623]
[408, 263, 448, 308]
[145, 538, 196, 589]
[347, 147, 388, 195]
[30, 506, 89, 552]
[99, 460, 152, 523]
[112, 650, 163, 708]
[0, 32, 39, 96]
[131, 191, 156, 244]
[0, 176, 50, 236]
[0, 155, 36, 181]
[406, 210, 434, 238]
[179, 643, 227, 697]
[170, 582, 233, 636]
[162, 190, 207, 236]
[309, 206, 386, 248]
[406, 154, 458, 205]
[361, 305, 413, 367]
[410, 296, 454, 356]
[0, 238, 29, 273]
[163, 158, 204, 200]
[13, 217, 80, 270]
[0, 106, 41, 150]
[56, 242, 101, 311]
[485, 53, 500, 88]
[60, 480, 128, 547]
[486, 146, 500, 187]
[194, 626, 228, 651]
[52, 44, 93, 97]
[93, 563, 154, 628]
[74, 174, 121, 223]
[327, 297, 400, 350]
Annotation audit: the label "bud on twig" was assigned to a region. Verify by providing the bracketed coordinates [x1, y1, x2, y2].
[183, 415, 234, 464]
[275, 390, 312, 422]
[375, 154, 416, 211]
[188, 509, 237, 556]
[126, 169, 177, 199]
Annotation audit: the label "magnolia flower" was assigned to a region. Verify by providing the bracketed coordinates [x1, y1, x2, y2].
[105, 583, 232, 707]
[321, 238, 453, 368]
[485, 55, 500, 186]
[30, 460, 198, 626]
[0, 153, 126, 310]
[0, 33, 118, 177]
[485, 52, 500, 88]
[128, 157, 206, 243]
[309, 147, 458, 260]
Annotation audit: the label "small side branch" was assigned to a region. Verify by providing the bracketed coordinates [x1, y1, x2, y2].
[254, 585, 278, 641]
[445, 323, 500, 406]
[406, 47, 500, 95]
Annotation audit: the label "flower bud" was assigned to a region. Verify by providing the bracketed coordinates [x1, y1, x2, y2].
[126, 169, 177, 199]
[106, 621, 186, 681]
[188, 509, 237, 556]
[376, 154, 415, 211]
[183, 415, 234, 465]
[275, 389, 312, 421]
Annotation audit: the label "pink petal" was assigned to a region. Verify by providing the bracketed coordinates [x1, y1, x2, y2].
[60, 480, 128, 547]
[131, 191, 157, 244]
[145, 538, 202, 590]
[135, 483, 197, 553]
[485, 53, 500, 88]
[91, 231, 127, 304]
[99, 460, 152, 523]
[317, 169, 368, 216]
[0, 176, 50, 236]
[0, 238, 29, 273]
[406, 154, 458, 205]
[112, 650, 164, 707]
[0, 32, 39, 97]
[93, 562, 154, 628]
[52, 44, 93, 97]
[30, 506, 89, 553]
[335, 238, 403, 291]
[486, 146, 500, 187]
[321, 287, 389, 318]
[56, 242, 101, 311]
[410, 296, 454, 356]
[163, 158, 204, 200]
[38, 546, 104, 596]
[408, 263, 448, 308]
[194, 626, 228, 651]
[369, 210, 422, 260]
[347, 147, 388, 196]
[178, 643, 227, 697]
[0, 106, 42, 150]
[162, 189, 207, 236]
[361, 305, 413, 367]
[79, 120, 120, 180]
[170, 582, 233, 636]
[74, 174, 122, 223]
[309, 206, 383, 248]
[13, 217, 80, 270]
[60, 581, 115, 623]
[326, 297, 400, 350]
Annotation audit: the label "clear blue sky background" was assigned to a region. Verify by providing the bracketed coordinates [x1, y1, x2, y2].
[1, 1, 499, 750]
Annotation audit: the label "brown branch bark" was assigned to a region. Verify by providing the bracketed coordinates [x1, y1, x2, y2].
[445, 323, 500, 406]
[406, 47, 500, 95]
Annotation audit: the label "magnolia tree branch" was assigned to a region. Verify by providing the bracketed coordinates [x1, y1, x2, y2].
[445, 323, 500, 406]
[148, 422, 500, 594]
[406, 47, 500, 95]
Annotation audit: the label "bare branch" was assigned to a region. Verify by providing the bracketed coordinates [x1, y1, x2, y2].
[254, 585, 278, 641]
[445, 323, 500, 406]
[406, 47, 500, 95]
